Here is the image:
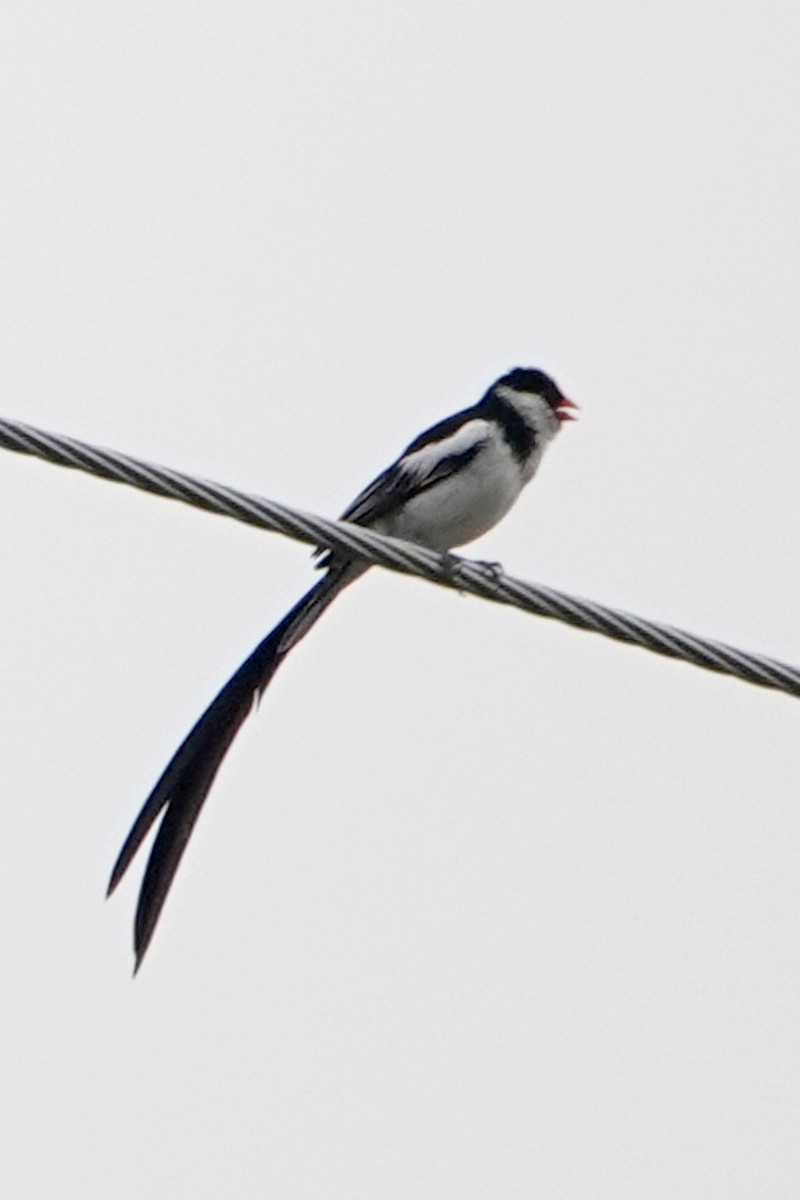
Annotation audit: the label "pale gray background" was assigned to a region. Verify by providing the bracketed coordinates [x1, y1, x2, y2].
[1, 3, 799, 1197]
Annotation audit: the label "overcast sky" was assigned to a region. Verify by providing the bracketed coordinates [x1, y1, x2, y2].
[2, 3, 799, 1197]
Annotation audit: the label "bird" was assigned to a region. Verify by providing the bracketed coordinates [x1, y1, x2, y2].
[107, 366, 578, 969]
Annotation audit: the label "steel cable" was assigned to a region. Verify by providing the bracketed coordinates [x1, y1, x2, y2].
[1, 413, 797, 700]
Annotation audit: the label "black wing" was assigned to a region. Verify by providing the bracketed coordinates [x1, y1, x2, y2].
[339, 406, 489, 529]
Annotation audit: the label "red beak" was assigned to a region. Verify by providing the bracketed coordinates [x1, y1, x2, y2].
[556, 396, 579, 423]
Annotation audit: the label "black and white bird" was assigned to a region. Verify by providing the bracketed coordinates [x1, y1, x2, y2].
[108, 367, 578, 969]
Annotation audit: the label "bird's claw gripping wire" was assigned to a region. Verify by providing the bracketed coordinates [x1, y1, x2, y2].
[439, 551, 504, 593]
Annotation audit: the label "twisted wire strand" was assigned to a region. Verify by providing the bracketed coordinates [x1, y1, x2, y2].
[1, 413, 798, 701]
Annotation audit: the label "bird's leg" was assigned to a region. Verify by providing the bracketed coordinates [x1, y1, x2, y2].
[439, 550, 465, 580]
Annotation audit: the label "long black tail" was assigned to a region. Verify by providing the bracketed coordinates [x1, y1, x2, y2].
[108, 560, 365, 970]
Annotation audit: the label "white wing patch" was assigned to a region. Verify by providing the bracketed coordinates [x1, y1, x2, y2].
[336, 416, 494, 537]
[399, 418, 489, 483]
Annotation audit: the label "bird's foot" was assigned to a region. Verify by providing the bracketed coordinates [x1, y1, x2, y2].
[473, 559, 504, 582]
[439, 552, 504, 589]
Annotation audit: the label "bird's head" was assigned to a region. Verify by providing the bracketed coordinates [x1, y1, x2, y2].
[496, 367, 578, 427]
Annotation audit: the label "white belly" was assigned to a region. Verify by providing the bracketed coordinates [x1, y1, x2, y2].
[377, 436, 527, 551]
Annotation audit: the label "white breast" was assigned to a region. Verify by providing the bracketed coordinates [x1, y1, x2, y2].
[378, 426, 528, 551]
